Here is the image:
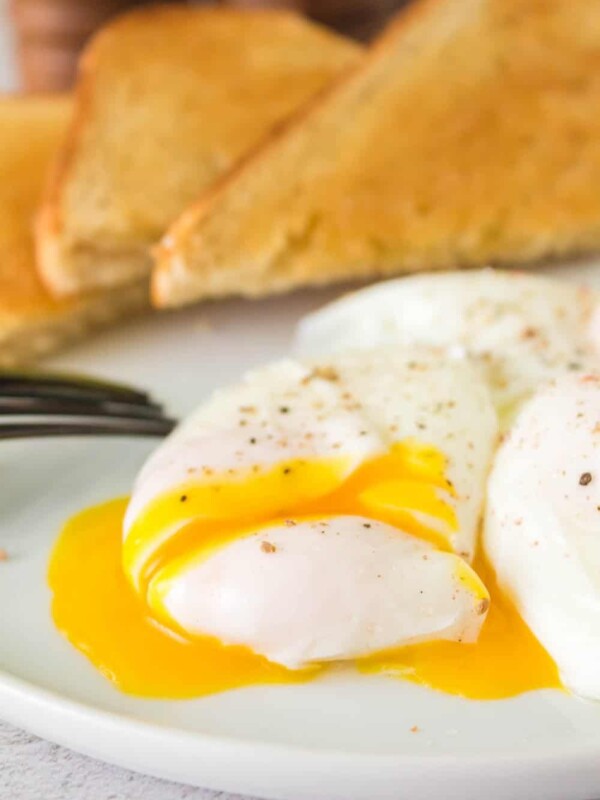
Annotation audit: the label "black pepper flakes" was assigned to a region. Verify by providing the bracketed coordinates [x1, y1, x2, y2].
[580, 472, 593, 486]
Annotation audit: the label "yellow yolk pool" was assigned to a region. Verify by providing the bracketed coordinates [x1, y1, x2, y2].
[49, 498, 309, 698]
[359, 551, 562, 699]
[48, 444, 563, 700]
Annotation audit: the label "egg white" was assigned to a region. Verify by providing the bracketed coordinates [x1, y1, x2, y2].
[153, 515, 488, 669]
[296, 269, 600, 694]
[485, 374, 600, 699]
[295, 269, 600, 420]
[124, 346, 497, 668]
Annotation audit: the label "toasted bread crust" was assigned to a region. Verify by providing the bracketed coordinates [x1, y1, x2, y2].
[0, 279, 148, 367]
[37, 5, 362, 298]
[151, 0, 473, 306]
[153, 0, 462, 251]
[35, 38, 98, 295]
[0, 94, 148, 365]
[154, 0, 600, 308]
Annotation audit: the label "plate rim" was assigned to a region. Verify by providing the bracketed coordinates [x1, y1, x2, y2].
[2, 668, 600, 764]
[5, 670, 600, 800]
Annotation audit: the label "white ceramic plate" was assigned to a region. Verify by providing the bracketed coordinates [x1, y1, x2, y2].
[4, 265, 600, 800]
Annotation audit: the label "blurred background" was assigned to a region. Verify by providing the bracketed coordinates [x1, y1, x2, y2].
[0, 0, 412, 93]
[0, 1, 16, 88]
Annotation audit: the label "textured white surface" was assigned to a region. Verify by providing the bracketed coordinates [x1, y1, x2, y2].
[0, 723, 248, 800]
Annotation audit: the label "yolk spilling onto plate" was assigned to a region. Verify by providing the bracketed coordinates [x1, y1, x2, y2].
[49, 498, 308, 698]
[359, 551, 561, 698]
[49, 442, 562, 700]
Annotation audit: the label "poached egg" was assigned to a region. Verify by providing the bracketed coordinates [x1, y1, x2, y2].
[295, 269, 600, 700]
[485, 374, 600, 699]
[48, 271, 583, 700]
[122, 347, 496, 668]
[295, 270, 600, 420]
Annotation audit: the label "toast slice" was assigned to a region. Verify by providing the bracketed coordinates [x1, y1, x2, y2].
[0, 95, 147, 366]
[153, 0, 600, 308]
[37, 5, 361, 297]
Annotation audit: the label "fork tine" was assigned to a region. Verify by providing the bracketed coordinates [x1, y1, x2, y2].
[0, 417, 176, 440]
[0, 370, 152, 404]
[0, 396, 171, 421]
[0, 370, 178, 439]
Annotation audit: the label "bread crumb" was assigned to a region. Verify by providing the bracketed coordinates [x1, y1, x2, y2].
[0, 548, 8, 562]
[261, 541, 277, 554]
[410, 725, 420, 733]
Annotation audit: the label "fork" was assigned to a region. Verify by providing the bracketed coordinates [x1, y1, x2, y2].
[0, 370, 176, 439]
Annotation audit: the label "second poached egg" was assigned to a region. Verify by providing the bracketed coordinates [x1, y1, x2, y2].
[295, 269, 600, 420]
[485, 373, 600, 699]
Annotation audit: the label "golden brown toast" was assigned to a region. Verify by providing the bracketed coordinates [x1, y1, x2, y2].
[37, 5, 362, 297]
[153, 0, 600, 308]
[0, 95, 147, 366]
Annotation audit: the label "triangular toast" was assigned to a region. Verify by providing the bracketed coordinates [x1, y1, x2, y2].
[153, 0, 600, 307]
[36, 5, 361, 297]
[0, 95, 146, 366]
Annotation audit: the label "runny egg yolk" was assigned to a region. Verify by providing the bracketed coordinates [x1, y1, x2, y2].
[49, 498, 309, 698]
[359, 551, 561, 699]
[49, 442, 562, 700]
[125, 441, 458, 603]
